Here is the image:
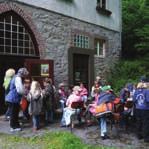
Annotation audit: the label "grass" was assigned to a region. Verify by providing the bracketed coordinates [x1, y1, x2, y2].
[0, 131, 116, 149]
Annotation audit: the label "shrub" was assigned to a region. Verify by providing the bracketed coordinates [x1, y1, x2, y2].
[107, 58, 148, 93]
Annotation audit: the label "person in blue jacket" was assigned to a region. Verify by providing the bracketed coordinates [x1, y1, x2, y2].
[133, 82, 149, 142]
[6, 68, 29, 132]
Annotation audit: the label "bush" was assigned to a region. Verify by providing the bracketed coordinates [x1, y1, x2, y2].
[107, 58, 149, 93]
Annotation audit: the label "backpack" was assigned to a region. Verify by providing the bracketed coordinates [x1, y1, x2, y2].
[4, 77, 13, 95]
[95, 102, 113, 118]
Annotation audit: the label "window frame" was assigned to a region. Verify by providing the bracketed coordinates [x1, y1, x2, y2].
[96, 0, 112, 16]
[0, 12, 38, 57]
[97, 0, 106, 9]
[94, 38, 106, 58]
[72, 33, 90, 49]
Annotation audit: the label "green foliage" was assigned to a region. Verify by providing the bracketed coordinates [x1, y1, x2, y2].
[122, 0, 149, 58]
[108, 58, 149, 93]
[0, 132, 115, 149]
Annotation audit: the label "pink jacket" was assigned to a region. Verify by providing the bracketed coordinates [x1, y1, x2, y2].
[66, 93, 82, 108]
[80, 87, 88, 96]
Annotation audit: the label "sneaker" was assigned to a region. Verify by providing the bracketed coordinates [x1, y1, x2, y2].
[5, 116, 10, 121]
[7, 116, 10, 119]
[137, 135, 143, 140]
[105, 135, 110, 139]
[101, 135, 110, 140]
[14, 128, 22, 131]
[144, 139, 149, 143]
[10, 128, 15, 132]
[101, 136, 106, 140]
[32, 127, 37, 132]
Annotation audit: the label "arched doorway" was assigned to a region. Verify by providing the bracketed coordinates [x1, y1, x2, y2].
[0, 11, 39, 114]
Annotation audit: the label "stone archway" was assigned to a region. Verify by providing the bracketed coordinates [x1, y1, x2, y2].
[0, 2, 46, 114]
[0, 2, 45, 57]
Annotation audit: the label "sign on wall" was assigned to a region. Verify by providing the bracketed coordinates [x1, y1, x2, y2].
[41, 64, 49, 76]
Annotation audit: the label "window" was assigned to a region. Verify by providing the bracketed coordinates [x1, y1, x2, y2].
[97, 0, 106, 9]
[96, 0, 112, 16]
[0, 13, 36, 56]
[73, 34, 89, 49]
[94, 38, 105, 57]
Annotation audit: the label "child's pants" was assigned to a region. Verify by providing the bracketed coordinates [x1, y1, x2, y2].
[98, 116, 107, 137]
[32, 115, 40, 129]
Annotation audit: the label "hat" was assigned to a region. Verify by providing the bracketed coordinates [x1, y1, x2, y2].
[101, 85, 113, 92]
[18, 68, 29, 77]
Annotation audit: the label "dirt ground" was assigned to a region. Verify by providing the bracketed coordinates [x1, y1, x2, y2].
[0, 115, 149, 149]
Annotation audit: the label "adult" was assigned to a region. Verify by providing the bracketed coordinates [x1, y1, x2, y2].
[133, 82, 149, 142]
[60, 86, 82, 127]
[6, 67, 29, 132]
[3, 68, 15, 120]
[27, 81, 43, 132]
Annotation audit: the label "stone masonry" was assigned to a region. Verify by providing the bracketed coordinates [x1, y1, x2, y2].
[0, 1, 121, 88]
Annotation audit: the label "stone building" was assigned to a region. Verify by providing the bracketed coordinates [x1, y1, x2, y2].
[0, 0, 121, 109]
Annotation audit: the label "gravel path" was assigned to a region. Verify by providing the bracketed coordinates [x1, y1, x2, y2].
[0, 116, 149, 149]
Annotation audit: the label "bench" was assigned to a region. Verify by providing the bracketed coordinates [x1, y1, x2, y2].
[70, 101, 86, 132]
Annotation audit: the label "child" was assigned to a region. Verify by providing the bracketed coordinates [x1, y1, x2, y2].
[27, 81, 43, 132]
[58, 83, 67, 111]
[97, 85, 115, 140]
[21, 78, 31, 120]
[91, 81, 101, 99]
[79, 82, 88, 103]
[43, 77, 55, 125]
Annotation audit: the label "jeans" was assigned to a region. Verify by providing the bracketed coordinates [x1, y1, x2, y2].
[32, 115, 40, 129]
[81, 95, 88, 103]
[45, 109, 53, 124]
[98, 117, 107, 137]
[60, 100, 65, 111]
[5, 102, 12, 118]
[23, 102, 30, 120]
[135, 109, 149, 141]
[60, 108, 80, 126]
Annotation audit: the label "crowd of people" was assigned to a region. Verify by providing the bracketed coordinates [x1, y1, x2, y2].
[2, 67, 149, 143]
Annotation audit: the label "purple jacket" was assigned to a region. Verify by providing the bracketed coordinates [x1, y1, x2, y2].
[133, 88, 149, 110]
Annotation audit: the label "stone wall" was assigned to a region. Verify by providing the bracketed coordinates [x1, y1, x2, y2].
[0, 1, 121, 87]
[16, 0, 122, 32]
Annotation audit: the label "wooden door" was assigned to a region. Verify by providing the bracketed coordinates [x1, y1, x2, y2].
[0, 55, 25, 114]
[73, 54, 89, 89]
[24, 59, 54, 87]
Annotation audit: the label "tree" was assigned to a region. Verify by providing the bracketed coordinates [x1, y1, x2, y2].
[122, 0, 149, 58]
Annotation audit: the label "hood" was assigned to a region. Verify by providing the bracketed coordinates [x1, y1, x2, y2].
[3, 77, 11, 90]
[30, 90, 41, 101]
[17, 68, 29, 77]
